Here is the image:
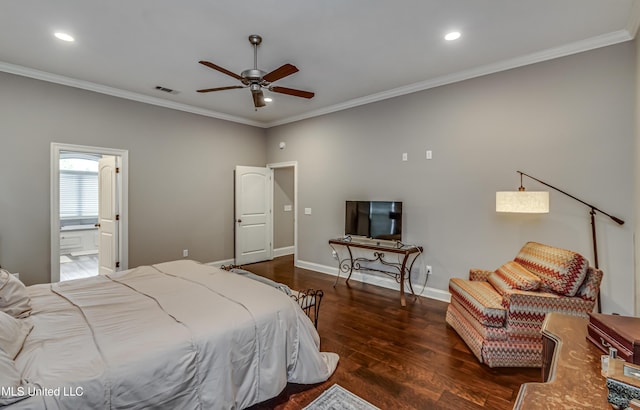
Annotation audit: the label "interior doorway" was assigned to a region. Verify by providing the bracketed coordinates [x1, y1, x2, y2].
[233, 161, 297, 266]
[50, 143, 128, 283]
[268, 161, 297, 262]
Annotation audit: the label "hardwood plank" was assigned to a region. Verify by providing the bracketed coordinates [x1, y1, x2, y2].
[245, 255, 539, 409]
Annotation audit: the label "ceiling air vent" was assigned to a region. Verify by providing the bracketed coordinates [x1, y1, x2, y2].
[154, 86, 180, 95]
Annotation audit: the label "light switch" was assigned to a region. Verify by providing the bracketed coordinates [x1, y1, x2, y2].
[402, 153, 408, 161]
[304, 208, 312, 215]
[426, 150, 433, 160]
[284, 205, 292, 212]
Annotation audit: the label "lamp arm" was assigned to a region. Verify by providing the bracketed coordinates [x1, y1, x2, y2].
[517, 171, 624, 225]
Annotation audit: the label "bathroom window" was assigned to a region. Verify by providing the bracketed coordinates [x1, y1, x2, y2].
[60, 153, 100, 228]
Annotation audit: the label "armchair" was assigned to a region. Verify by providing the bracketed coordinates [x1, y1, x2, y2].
[445, 241, 602, 367]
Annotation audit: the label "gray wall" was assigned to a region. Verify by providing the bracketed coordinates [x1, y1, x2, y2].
[273, 167, 295, 250]
[0, 41, 636, 315]
[636, 37, 640, 317]
[0, 72, 266, 285]
[266, 42, 636, 315]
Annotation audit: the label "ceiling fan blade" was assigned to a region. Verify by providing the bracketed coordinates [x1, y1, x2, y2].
[263, 64, 299, 83]
[197, 85, 244, 93]
[199, 61, 243, 81]
[252, 89, 266, 108]
[269, 86, 315, 99]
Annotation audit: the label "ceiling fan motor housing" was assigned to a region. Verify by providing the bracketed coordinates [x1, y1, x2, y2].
[242, 69, 266, 84]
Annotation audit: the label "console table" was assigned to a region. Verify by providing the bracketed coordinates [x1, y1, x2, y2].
[328, 238, 422, 306]
[514, 312, 609, 409]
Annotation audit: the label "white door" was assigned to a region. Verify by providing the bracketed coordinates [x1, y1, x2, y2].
[235, 166, 273, 265]
[98, 156, 118, 275]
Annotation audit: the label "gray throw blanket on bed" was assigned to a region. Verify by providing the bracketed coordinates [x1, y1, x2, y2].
[230, 268, 292, 296]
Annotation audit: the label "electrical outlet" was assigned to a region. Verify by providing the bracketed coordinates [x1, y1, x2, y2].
[183, 249, 189, 257]
[332, 250, 338, 259]
[426, 265, 432, 275]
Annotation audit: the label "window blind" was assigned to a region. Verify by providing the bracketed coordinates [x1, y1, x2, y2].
[60, 170, 99, 219]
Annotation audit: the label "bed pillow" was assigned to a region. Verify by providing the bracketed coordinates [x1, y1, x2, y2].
[488, 261, 541, 295]
[0, 310, 33, 359]
[0, 269, 32, 318]
[0, 350, 31, 405]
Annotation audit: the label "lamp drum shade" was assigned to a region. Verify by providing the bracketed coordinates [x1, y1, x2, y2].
[496, 191, 549, 213]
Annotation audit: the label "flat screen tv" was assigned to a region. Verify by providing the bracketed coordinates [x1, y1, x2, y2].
[345, 201, 403, 241]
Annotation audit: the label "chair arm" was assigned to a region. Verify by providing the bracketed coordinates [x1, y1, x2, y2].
[505, 289, 595, 317]
[469, 268, 493, 282]
[503, 290, 594, 338]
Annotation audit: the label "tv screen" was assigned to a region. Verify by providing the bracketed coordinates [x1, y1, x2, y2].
[345, 201, 402, 241]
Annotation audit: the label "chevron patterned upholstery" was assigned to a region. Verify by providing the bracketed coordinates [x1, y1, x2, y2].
[488, 261, 541, 295]
[514, 241, 589, 297]
[446, 242, 602, 368]
[449, 279, 506, 327]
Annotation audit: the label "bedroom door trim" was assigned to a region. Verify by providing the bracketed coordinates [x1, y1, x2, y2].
[267, 161, 298, 263]
[50, 143, 129, 282]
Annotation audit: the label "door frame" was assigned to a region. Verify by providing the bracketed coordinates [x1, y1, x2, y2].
[50, 143, 129, 282]
[267, 161, 298, 263]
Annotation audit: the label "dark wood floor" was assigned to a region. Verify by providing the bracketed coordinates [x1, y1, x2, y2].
[246, 255, 540, 410]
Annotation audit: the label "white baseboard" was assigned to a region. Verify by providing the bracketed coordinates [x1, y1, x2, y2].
[295, 259, 451, 303]
[207, 246, 294, 268]
[206, 258, 235, 268]
[274, 246, 295, 258]
[204, 256, 451, 304]
[206, 249, 293, 268]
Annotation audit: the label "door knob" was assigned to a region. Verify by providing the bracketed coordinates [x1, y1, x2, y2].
[237, 219, 242, 223]
[94, 223, 101, 228]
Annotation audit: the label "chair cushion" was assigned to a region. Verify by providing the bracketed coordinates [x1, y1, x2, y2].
[449, 278, 506, 327]
[514, 242, 589, 297]
[488, 261, 541, 295]
[574, 267, 602, 302]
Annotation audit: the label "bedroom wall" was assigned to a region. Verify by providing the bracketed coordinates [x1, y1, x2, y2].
[634, 39, 640, 317]
[0, 71, 266, 285]
[273, 167, 295, 251]
[265, 41, 637, 315]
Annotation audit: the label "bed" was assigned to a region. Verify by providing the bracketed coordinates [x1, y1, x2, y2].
[0, 260, 339, 409]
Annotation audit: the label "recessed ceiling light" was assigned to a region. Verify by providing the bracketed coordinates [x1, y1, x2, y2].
[54, 32, 75, 42]
[444, 31, 461, 41]
[264, 97, 273, 103]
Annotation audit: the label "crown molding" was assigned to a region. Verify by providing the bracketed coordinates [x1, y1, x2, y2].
[0, 61, 266, 128]
[1, 27, 634, 130]
[266, 30, 634, 128]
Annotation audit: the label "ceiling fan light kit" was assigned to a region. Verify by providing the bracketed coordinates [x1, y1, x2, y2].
[197, 34, 315, 109]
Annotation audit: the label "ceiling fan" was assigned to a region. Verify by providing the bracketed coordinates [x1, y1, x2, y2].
[197, 34, 315, 109]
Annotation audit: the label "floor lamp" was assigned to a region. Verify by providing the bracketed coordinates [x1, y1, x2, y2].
[496, 170, 625, 313]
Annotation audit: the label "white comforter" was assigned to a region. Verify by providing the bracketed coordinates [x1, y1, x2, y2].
[11, 260, 338, 409]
